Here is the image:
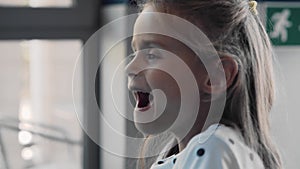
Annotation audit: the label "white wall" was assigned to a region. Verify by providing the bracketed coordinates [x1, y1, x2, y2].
[270, 46, 300, 169]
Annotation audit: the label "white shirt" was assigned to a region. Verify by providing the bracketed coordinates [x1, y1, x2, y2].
[150, 124, 265, 169]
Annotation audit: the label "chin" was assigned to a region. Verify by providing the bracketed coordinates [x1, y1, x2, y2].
[135, 122, 170, 135]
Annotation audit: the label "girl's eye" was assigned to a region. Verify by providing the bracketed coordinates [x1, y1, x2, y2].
[146, 49, 161, 61]
[146, 53, 158, 60]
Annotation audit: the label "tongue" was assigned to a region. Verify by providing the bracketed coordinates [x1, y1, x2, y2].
[138, 92, 150, 108]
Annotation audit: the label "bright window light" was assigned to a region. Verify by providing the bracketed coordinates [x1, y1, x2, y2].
[18, 130, 33, 145]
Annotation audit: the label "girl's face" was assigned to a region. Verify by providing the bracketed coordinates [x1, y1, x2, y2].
[126, 5, 208, 135]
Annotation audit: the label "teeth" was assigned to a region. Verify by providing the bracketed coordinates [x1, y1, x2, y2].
[149, 93, 153, 102]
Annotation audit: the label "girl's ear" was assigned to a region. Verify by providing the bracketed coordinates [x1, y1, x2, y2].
[201, 55, 239, 101]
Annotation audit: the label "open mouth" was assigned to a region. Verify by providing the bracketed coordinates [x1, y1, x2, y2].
[135, 91, 153, 111]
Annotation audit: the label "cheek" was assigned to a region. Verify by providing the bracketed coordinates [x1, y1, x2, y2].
[186, 59, 208, 92]
[145, 70, 181, 99]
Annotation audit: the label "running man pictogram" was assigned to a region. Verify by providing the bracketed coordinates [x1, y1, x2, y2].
[270, 9, 292, 42]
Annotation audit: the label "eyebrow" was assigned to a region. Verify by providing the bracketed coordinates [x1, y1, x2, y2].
[131, 39, 165, 52]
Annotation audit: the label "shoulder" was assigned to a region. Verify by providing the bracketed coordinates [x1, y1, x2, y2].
[175, 124, 265, 169]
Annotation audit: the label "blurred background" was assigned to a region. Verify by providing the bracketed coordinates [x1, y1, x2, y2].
[0, 0, 299, 169]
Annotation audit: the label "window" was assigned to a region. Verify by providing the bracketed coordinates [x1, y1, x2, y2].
[0, 0, 101, 168]
[0, 40, 83, 169]
[0, 0, 74, 8]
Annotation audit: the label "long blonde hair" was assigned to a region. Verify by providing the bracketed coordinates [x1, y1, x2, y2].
[134, 0, 282, 169]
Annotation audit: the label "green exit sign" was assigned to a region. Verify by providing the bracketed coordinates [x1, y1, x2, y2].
[267, 5, 300, 46]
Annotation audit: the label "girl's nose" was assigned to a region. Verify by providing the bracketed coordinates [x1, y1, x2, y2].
[125, 53, 142, 78]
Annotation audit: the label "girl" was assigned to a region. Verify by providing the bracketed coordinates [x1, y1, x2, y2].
[126, 0, 282, 169]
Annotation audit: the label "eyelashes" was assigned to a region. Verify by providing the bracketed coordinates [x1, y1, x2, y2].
[127, 48, 162, 63]
[146, 52, 160, 60]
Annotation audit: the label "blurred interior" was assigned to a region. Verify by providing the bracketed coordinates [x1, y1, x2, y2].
[0, 0, 299, 169]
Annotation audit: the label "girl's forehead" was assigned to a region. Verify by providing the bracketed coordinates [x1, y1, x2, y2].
[133, 5, 160, 35]
[133, 6, 169, 48]
[132, 4, 216, 59]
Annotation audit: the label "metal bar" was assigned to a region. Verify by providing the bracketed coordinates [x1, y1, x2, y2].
[0, 129, 9, 169]
[0, 123, 81, 145]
